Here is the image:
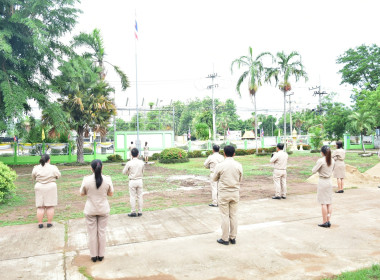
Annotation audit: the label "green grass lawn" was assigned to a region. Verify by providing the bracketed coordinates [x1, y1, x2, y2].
[325, 264, 380, 279]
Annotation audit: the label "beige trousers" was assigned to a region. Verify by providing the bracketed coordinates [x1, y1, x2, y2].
[273, 169, 287, 197]
[218, 191, 239, 241]
[129, 179, 143, 213]
[210, 172, 218, 205]
[85, 214, 109, 258]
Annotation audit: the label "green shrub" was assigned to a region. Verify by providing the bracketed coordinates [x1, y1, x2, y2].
[159, 148, 189, 164]
[255, 153, 271, 156]
[247, 149, 256, 155]
[310, 149, 320, 153]
[0, 153, 14, 157]
[205, 150, 213, 156]
[235, 149, 248, 156]
[265, 147, 277, 153]
[51, 148, 62, 155]
[83, 147, 93, 154]
[0, 162, 17, 203]
[151, 152, 160, 160]
[286, 150, 293, 155]
[297, 144, 311, 150]
[188, 150, 204, 158]
[107, 154, 123, 162]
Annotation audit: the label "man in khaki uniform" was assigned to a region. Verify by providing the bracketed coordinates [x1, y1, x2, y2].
[128, 141, 136, 160]
[270, 143, 289, 199]
[123, 148, 145, 217]
[204, 145, 224, 207]
[213, 145, 243, 245]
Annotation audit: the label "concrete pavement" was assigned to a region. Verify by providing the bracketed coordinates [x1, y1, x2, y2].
[1, 186, 380, 279]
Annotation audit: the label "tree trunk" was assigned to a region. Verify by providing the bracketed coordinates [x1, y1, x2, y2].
[77, 126, 84, 163]
[361, 134, 366, 153]
[254, 94, 258, 154]
[283, 90, 287, 150]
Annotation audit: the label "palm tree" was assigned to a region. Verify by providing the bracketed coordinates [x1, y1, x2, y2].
[72, 29, 129, 151]
[266, 51, 308, 148]
[231, 47, 272, 153]
[348, 111, 376, 153]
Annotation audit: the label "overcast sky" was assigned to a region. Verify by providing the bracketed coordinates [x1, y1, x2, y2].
[61, 0, 380, 120]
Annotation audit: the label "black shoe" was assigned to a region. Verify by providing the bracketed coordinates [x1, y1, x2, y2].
[327, 221, 331, 227]
[217, 239, 229, 245]
[209, 204, 218, 207]
[272, 196, 281, 199]
[138, 213, 143, 217]
[97, 256, 104, 261]
[91, 257, 97, 262]
[229, 238, 236, 244]
[38, 224, 43, 229]
[47, 223, 53, 228]
[281, 196, 286, 199]
[128, 213, 137, 217]
[335, 190, 343, 193]
[318, 222, 329, 228]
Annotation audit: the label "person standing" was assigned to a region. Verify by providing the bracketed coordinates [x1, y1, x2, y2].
[128, 141, 136, 160]
[213, 145, 243, 245]
[80, 159, 114, 262]
[312, 145, 335, 228]
[270, 143, 289, 199]
[204, 145, 224, 207]
[144, 142, 149, 163]
[32, 154, 61, 228]
[123, 148, 145, 217]
[332, 141, 346, 193]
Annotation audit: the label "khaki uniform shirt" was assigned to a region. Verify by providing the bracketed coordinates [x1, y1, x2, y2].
[270, 150, 288, 170]
[332, 148, 345, 162]
[80, 175, 114, 215]
[213, 157, 243, 192]
[312, 157, 335, 178]
[32, 163, 61, 184]
[129, 144, 136, 151]
[204, 152, 224, 173]
[123, 158, 145, 180]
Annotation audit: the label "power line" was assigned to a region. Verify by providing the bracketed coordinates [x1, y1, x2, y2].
[309, 85, 328, 107]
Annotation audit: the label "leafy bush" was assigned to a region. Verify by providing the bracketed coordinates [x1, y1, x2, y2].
[151, 152, 160, 160]
[107, 154, 123, 162]
[265, 147, 277, 153]
[176, 145, 188, 151]
[247, 149, 256, 155]
[0, 162, 17, 203]
[159, 148, 189, 164]
[235, 149, 248, 156]
[297, 144, 311, 150]
[51, 148, 62, 155]
[0, 153, 14, 157]
[83, 147, 93, 154]
[310, 149, 320, 153]
[255, 152, 271, 156]
[205, 150, 213, 156]
[309, 126, 324, 150]
[188, 150, 204, 158]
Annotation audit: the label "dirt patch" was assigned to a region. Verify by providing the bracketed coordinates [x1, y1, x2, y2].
[281, 252, 323, 261]
[96, 275, 176, 280]
[72, 254, 97, 269]
[306, 164, 378, 186]
[305, 266, 324, 272]
[364, 162, 380, 179]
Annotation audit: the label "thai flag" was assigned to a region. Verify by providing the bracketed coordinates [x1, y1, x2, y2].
[134, 20, 138, 40]
[227, 128, 231, 137]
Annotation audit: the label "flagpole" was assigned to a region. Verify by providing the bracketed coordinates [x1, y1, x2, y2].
[135, 11, 140, 152]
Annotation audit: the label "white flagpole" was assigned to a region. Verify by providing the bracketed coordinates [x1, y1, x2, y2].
[135, 10, 140, 152]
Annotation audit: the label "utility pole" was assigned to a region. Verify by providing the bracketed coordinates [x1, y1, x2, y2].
[287, 92, 294, 135]
[206, 72, 218, 141]
[309, 85, 328, 108]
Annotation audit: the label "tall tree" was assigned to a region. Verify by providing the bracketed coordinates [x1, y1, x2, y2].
[348, 111, 376, 153]
[266, 51, 308, 147]
[231, 47, 272, 153]
[0, 0, 80, 132]
[337, 44, 380, 91]
[52, 56, 116, 163]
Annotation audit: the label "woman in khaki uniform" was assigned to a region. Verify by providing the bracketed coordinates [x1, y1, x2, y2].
[312, 145, 335, 228]
[144, 142, 149, 163]
[80, 159, 114, 262]
[32, 154, 61, 229]
[332, 141, 346, 193]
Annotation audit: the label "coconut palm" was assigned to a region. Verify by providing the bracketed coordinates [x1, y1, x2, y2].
[231, 47, 273, 153]
[265, 51, 308, 148]
[348, 111, 376, 153]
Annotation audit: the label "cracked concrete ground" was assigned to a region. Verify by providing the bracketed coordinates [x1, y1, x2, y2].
[1, 186, 380, 280]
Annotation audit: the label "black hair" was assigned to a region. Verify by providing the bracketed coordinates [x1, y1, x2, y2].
[213, 145, 220, 152]
[39, 154, 50, 166]
[131, 148, 139, 157]
[131, 141, 134, 144]
[277, 143, 284, 150]
[321, 145, 332, 167]
[224, 145, 235, 157]
[145, 142, 148, 146]
[336, 141, 343, 149]
[91, 159, 103, 189]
